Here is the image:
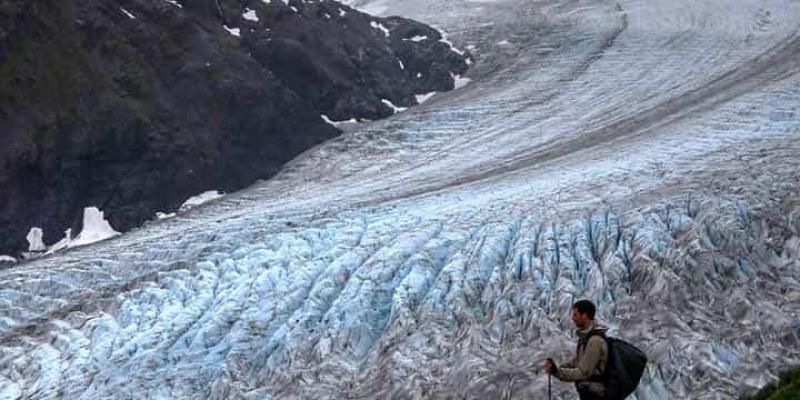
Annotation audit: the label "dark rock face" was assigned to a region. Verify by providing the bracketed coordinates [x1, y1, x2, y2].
[0, 0, 469, 257]
[231, 1, 469, 120]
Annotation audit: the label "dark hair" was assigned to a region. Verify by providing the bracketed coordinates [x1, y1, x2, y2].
[572, 299, 596, 320]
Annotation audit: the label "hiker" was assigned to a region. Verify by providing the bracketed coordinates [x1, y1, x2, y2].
[542, 299, 608, 400]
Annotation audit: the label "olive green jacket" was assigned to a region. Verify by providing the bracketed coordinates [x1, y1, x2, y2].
[555, 322, 609, 396]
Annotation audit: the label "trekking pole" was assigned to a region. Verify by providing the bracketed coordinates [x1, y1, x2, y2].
[548, 373, 552, 400]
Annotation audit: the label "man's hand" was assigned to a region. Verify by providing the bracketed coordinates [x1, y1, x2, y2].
[540, 358, 557, 375]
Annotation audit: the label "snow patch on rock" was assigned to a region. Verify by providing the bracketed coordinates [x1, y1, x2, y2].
[381, 99, 408, 114]
[451, 73, 471, 89]
[70, 208, 121, 248]
[370, 21, 390, 37]
[415, 92, 437, 104]
[322, 115, 359, 127]
[46, 229, 72, 254]
[404, 35, 428, 42]
[180, 191, 225, 212]
[156, 212, 177, 220]
[223, 25, 241, 37]
[120, 8, 136, 19]
[26, 228, 46, 252]
[243, 9, 259, 22]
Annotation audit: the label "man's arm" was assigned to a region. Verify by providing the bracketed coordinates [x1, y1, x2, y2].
[559, 354, 577, 369]
[555, 336, 605, 382]
[546, 353, 575, 376]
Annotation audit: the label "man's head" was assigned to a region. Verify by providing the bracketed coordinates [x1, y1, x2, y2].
[571, 299, 596, 329]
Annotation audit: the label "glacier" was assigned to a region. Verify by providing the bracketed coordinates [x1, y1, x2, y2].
[1, 0, 800, 398]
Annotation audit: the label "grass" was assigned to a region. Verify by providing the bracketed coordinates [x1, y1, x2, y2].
[744, 366, 800, 400]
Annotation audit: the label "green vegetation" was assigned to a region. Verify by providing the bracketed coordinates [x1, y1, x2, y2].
[744, 366, 800, 400]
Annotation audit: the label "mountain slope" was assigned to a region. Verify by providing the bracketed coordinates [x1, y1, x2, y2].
[0, 0, 468, 258]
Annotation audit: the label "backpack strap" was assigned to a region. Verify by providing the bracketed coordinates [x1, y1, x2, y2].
[578, 329, 606, 351]
[579, 330, 609, 383]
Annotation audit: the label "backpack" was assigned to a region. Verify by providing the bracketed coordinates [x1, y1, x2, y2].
[583, 332, 648, 400]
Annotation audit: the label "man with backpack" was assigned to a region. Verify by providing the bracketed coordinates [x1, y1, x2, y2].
[542, 299, 647, 400]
